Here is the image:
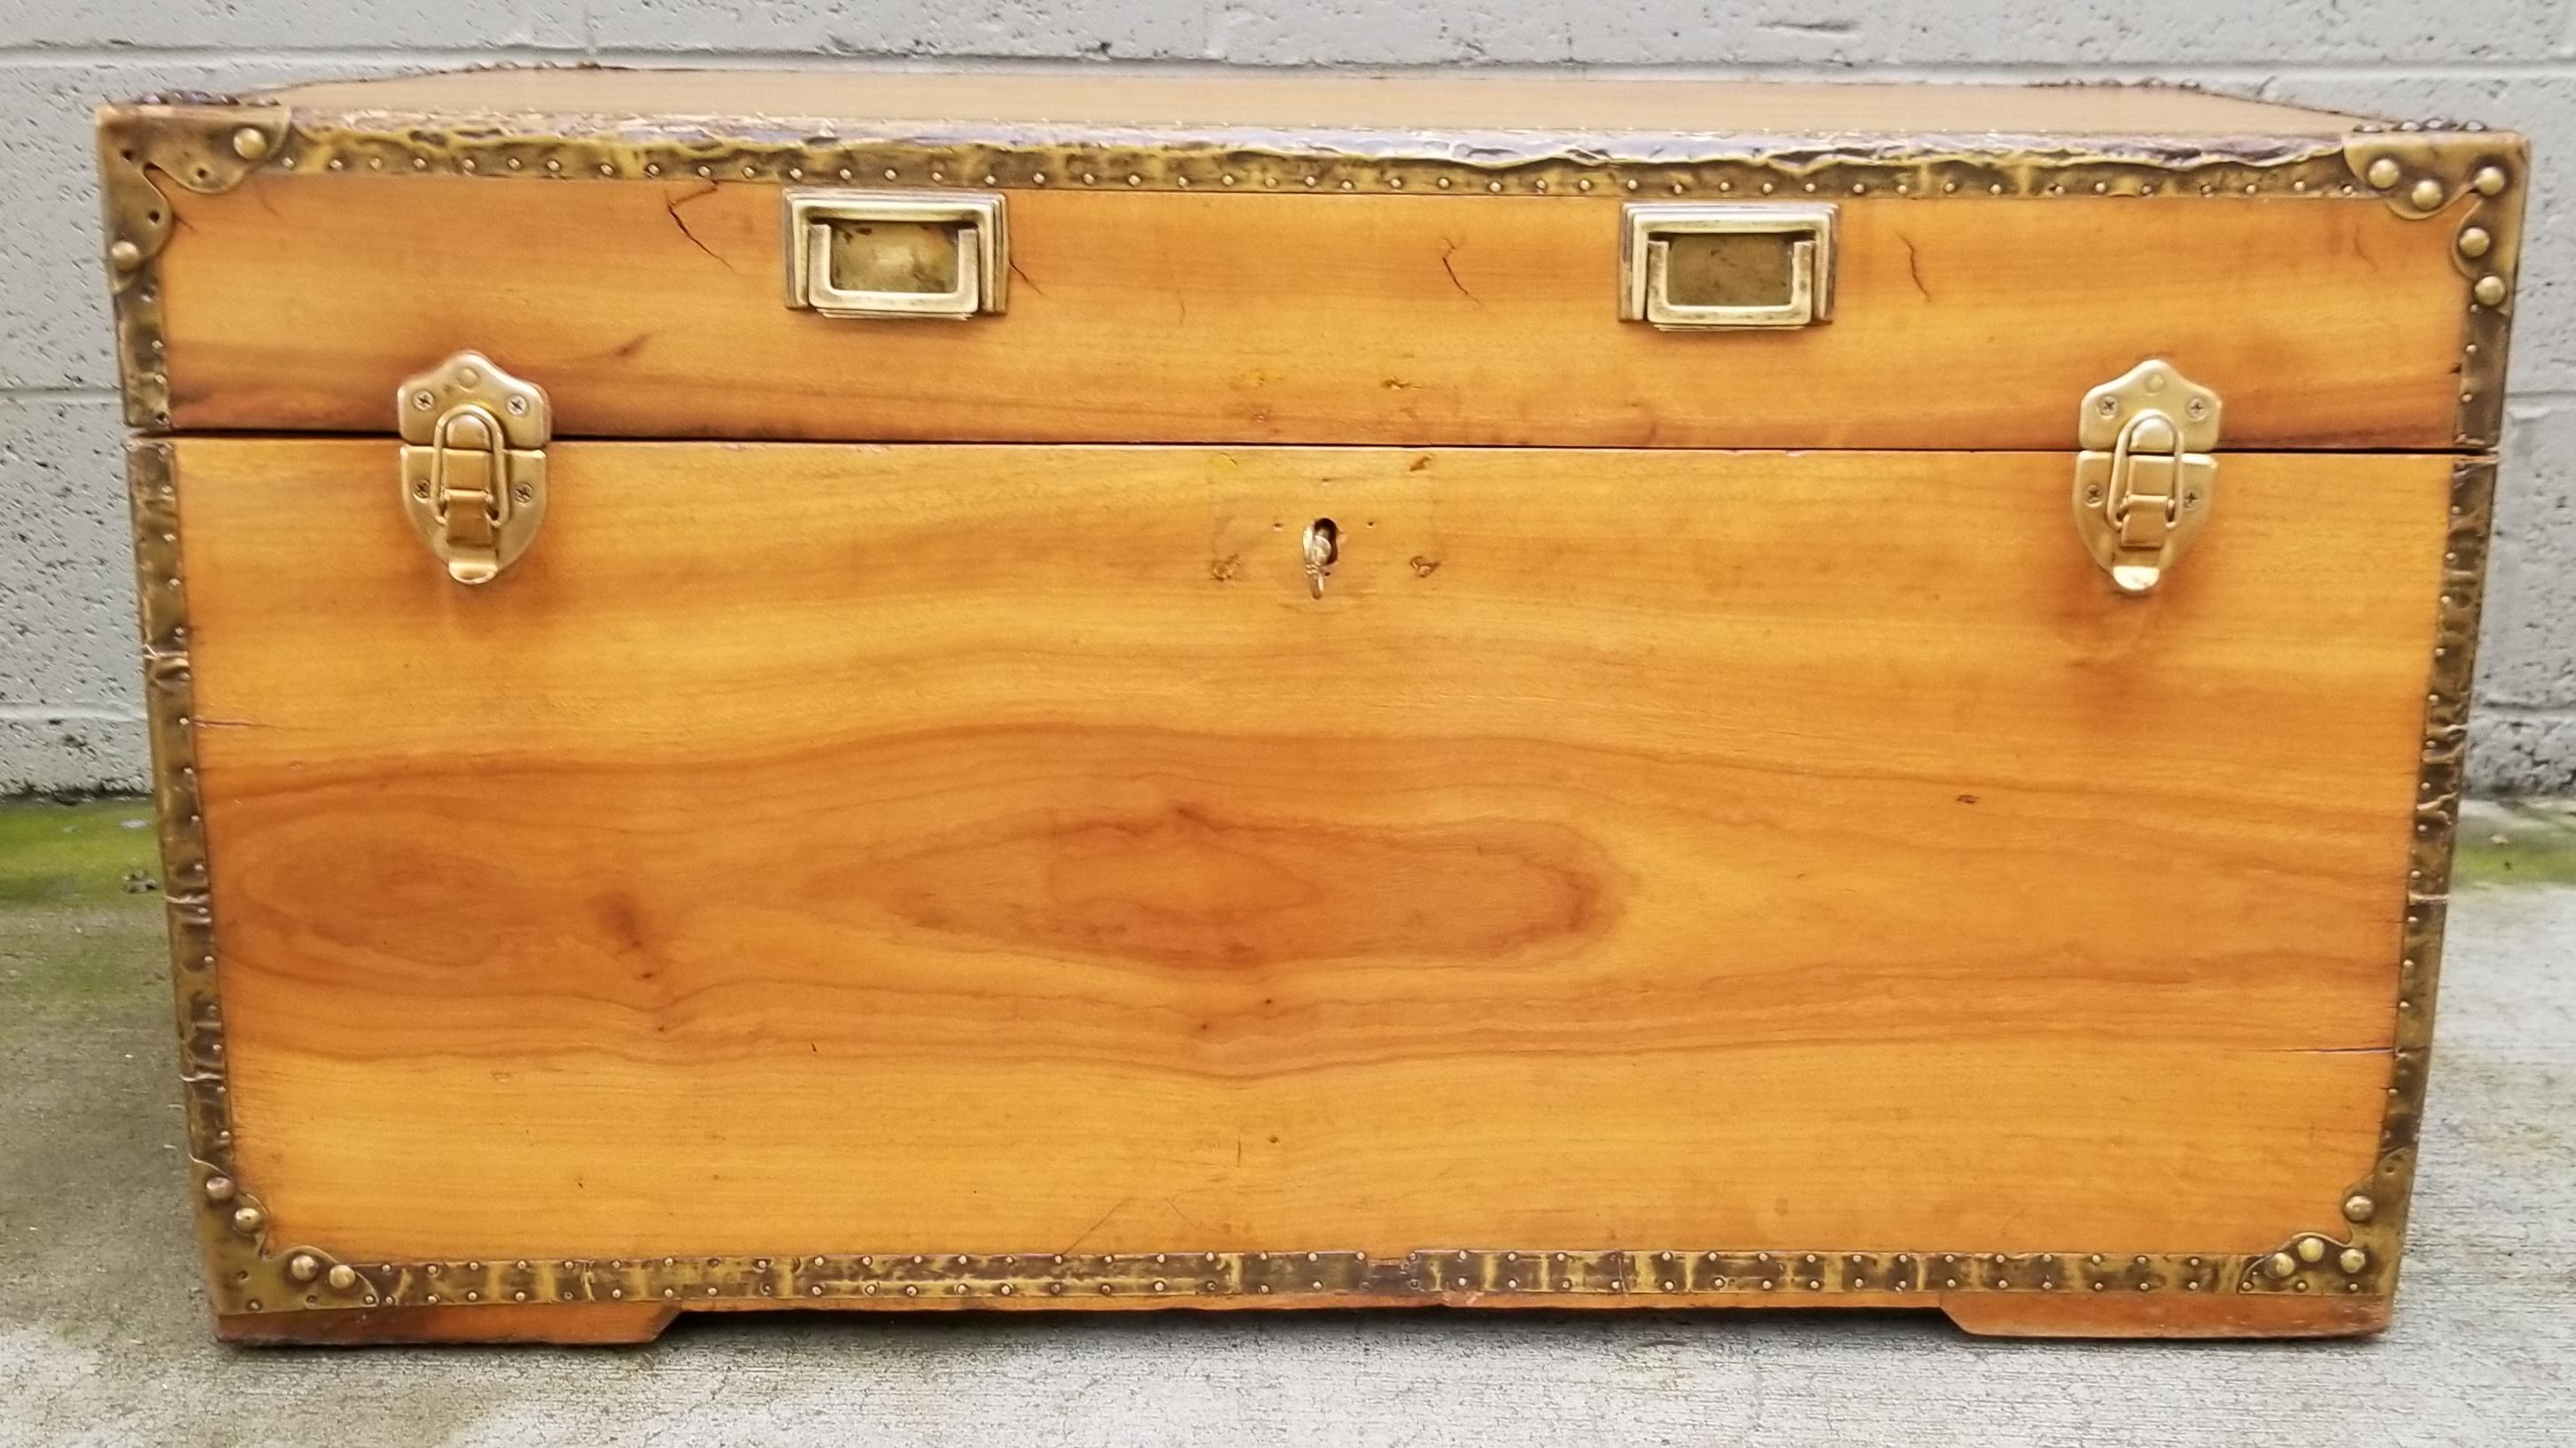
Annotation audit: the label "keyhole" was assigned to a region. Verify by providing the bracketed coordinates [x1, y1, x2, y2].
[1302, 518, 1338, 599]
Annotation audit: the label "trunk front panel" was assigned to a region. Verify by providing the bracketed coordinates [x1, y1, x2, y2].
[170, 440, 2440, 1262]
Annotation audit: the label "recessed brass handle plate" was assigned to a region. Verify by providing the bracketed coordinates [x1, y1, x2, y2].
[2071, 360, 2221, 595]
[1619, 203, 1836, 330]
[397, 351, 550, 585]
[783, 190, 1007, 321]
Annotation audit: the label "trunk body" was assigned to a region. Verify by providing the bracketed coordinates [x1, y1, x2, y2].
[97, 67, 2520, 1342]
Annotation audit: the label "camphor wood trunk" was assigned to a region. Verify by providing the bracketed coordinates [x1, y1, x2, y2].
[97, 67, 2521, 1343]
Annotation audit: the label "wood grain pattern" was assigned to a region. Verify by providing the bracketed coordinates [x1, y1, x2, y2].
[158, 180, 2468, 448]
[171, 440, 2442, 1266]
[270, 66, 2357, 135]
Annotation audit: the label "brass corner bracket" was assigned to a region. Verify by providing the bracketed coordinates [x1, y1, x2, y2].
[2342, 127, 2527, 447]
[97, 101, 289, 430]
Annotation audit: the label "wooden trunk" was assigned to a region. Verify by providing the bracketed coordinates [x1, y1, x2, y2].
[97, 68, 2520, 1343]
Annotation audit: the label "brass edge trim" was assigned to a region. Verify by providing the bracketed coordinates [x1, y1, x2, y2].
[97, 101, 291, 430]
[272, 120, 2367, 197]
[128, 439, 313, 1311]
[214, 1249, 2264, 1312]
[2238, 455, 2496, 1299]
[117, 104, 2507, 1325]
[2343, 129, 2528, 448]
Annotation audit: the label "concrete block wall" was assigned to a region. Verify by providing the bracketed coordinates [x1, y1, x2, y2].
[4, 2, 2572, 793]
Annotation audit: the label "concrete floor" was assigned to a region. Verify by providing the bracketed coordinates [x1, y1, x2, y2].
[2, 799, 2570, 1448]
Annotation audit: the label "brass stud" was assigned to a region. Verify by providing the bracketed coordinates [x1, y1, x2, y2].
[229, 128, 270, 161]
[2471, 165, 2507, 196]
[326, 1264, 358, 1291]
[203, 1175, 235, 1203]
[2344, 1193, 2377, 1222]
[230, 1205, 264, 1235]
[2365, 157, 2401, 189]
[2339, 1248, 2368, 1274]
[2296, 1236, 2327, 1264]
[2473, 274, 2508, 306]
[2265, 1252, 2297, 1280]
[2459, 227, 2492, 259]
[109, 239, 142, 271]
[2409, 177, 2445, 210]
[286, 1253, 320, 1282]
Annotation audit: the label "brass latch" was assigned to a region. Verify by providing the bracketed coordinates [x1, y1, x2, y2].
[2072, 360, 2219, 594]
[398, 352, 550, 585]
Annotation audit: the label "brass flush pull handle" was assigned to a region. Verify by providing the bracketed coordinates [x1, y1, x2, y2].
[783, 190, 1007, 320]
[2071, 360, 2221, 595]
[398, 351, 550, 585]
[1619, 203, 1837, 330]
[1303, 518, 1338, 600]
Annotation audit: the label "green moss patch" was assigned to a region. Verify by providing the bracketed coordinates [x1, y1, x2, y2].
[0, 798, 162, 906]
[2455, 800, 2576, 889]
